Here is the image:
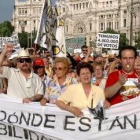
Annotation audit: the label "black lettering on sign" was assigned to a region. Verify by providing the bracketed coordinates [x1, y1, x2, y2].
[0, 123, 7, 135]
[31, 113, 43, 127]
[23, 129, 29, 139]
[8, 112, 18, 124]
[64, 116, 75, 131]
[124, 115, 137, 129]
[79, 117, 91, 132]
[13, 125, 23, 138]
[8, 125, 12, 137]
[109, 116, 123, 130]
[29, 130, 39, 140]
[41, 135, 52, 140]
[44, 115, 56, 129]
[19, 112, 31, 126]
[0, 110, 6, 121]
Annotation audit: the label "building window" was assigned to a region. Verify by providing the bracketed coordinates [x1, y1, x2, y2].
[34, 27, 36, 32]
[109, 22, 111, 28]
[18, 9, 21, 15]
[110, 1, 112, 6]
[90, 23, 92, 31]
[80, 3, 81, 9]
[124, 10, 127, 14]
[100, 23, 103, 30]
[117, 22, 119, 29]
[25, 9, 27, 15]
[124, 19, 126, 27]
[21, 27, 25, 32]
[83, 3, 85, 9]
[86, 2, 88, 8]
[73, 4, 75, 10]
[106, 1, 109, 7]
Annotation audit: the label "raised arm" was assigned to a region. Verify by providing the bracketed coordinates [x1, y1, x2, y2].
[105, 72, 127, 98]
[0, 44, 13, 74]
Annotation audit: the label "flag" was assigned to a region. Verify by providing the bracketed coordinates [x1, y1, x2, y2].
[35, 0, 66, 57]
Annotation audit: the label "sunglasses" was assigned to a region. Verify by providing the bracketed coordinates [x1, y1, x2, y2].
[54, 67, 65, 71]
[82, 50, 87, 52]
[18, 58, 32, 63]
[34, 66, 44, 69]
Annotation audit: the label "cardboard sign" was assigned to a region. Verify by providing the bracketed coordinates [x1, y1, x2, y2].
[96, 33, 120, 49]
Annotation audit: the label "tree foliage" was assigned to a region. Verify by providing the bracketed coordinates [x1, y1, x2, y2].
[0, 21, 14, 37]
[18, 31, 37, 49]
[102, 28, 129, 50]
[134, 31, 140, 49]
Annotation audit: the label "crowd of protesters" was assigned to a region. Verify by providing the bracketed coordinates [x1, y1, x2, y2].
[0, 44, 140, 117]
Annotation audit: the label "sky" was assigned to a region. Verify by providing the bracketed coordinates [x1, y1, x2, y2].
[0, 0, 57, 23]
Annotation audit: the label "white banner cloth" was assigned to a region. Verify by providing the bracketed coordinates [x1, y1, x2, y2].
[0, 94, 140, 140]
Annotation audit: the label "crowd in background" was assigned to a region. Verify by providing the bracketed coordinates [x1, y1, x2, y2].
[0, 44, 140, 117]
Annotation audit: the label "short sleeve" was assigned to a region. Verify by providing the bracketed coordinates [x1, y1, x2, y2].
[57, 86, 72, 104]
[3, 66, 12, 79]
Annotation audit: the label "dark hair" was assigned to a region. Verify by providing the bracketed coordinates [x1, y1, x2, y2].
[119, 45, 137, 59]
[76, 62, 93, 76]
[81, 45, 88, 50]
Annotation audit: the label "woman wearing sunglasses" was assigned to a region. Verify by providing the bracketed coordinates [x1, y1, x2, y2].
[40, 57, 78, 105]
[56, 62, 110, 117]
[0, 44, 44, 103]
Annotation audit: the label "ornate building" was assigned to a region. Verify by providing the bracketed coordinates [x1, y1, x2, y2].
[12, 0, 140, 49]
[12, 0, 43, 33]
[56, 0, 140, 48]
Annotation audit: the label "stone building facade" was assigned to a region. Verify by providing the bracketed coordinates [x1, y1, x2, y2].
[12, 0, 140, 49]
[12, 0, 43, 33]
[56, 0, 140, 47]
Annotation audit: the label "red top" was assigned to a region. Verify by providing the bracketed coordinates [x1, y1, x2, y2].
[105, 70, 138, 106]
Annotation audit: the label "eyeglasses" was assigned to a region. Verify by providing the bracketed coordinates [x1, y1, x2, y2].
[18, 58, 32, 63]
[54, 67, 65, 71]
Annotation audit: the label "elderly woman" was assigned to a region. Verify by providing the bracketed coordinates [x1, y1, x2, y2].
[91, 62, 107, 89]
[40, 57, 77, 105]
[56, 62, 110, 117]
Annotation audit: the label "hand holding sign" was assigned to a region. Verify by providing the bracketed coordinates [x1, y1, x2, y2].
[70, 107, 83, 118]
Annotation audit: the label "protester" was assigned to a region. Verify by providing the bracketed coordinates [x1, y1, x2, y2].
[56, 62, 110, 117]
[40, 57, 77, 105]
[42, 57, 53, 78]
[135, 55, 140, 73]
[0, 44, 44, 103]
[33, 57, 51, 94]
[91, 62, 106, 89]
[105, 46, 140, 105]
[83, 46, 93, 63]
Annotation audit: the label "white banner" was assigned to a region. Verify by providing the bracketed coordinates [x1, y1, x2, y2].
[0, 94, 140, 140]
[35, 0, 66, 57]
[96, 33, 120, 49]
[0, 34, 20, 51]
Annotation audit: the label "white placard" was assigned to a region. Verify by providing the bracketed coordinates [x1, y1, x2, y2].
[96, 33, 120, 49]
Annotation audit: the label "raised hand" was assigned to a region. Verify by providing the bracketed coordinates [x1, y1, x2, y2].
[118, 71, 127, 86]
